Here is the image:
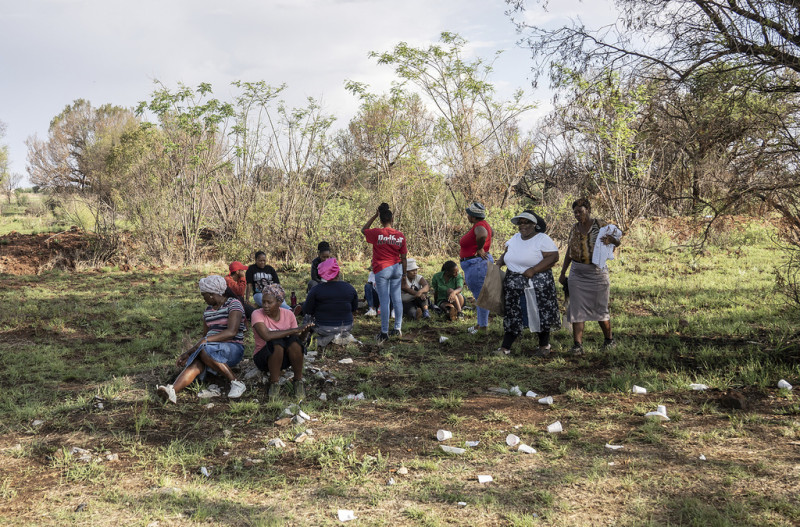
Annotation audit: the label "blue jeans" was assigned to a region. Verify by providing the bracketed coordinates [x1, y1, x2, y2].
[461, 254, 494, 327]
[375, 263, 403, 333]
[364, 282, 380, 309]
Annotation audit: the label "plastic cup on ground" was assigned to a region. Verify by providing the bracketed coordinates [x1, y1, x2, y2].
[440, 445, 465, 455]
[538, 396, 553, 405]
[477, 475, 493, 483]
[547, 421, 562, 433]
[632, 385, 647, 394]
[436, 429, 453, 441]
[778, 379, 793, 390]
[518, 444, 536, 454]
[505, 434, 520, 447]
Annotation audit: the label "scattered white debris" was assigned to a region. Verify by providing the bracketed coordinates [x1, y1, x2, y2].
[387, 477, 395, 486]
[197, 385, 221, 398]
[547, 421, 563, 433]
[477, 475, 493, 483]
[778, 379, 793, 390]
[439, 336, 449, 343]
[436, 430, 453, 441]
[223, 429, 232, 438]
[298, 410, 311, 420]
[689, 383, 709, 391]
[488, 387, 509, 394]
[354, 392, 365, 400]
[337, 509, 356, 522]
[457, 501, 467, 507]
[440, 445, 466, 455]
[292, 415, 306, 425]
[645, 405, 670, 421]
[632, 385, 647, 394]
[204, 403, 215, 409]
[32, 420, 44, 427]
[200, 466, 210, 477]
[338, 358, 354, 364]
[538, 396, 554, 405]
[605, 444, 624, 450]
[465, 441, 480, 447]
[505, 434, 520, 447]
[267, 439, 286, 448]
[105, 453, 119, 462]
[608, 462, 616, 466]
[306, 429, 314, 436]
[699, 454, 707, 461]
[525, 390, 538, 398]
[319, 393, 327, 401]
[397, 467, 409, 475]
[518, 444, 536, 454]
[509, 386, 523, 397]
[294, 432, 309, 443]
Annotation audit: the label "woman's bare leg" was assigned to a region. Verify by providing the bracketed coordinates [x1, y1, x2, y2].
[267, 346, 285, 383]
[598, 320, 612, 340]
[286, 343, 304, 382]
[173, 361, 204, 393]
[572, 322, 585, 345]
[197, 349, 236, 381]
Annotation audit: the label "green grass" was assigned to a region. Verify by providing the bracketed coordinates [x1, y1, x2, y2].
[1, 218, 799, 525]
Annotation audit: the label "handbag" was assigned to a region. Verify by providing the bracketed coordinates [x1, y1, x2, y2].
[524, 278, 541, 333]
[476, 261, 505, 315]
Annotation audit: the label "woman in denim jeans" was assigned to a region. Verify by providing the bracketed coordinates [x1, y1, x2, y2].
[362, 203, 408, 343]
[459, 202, 494, 333]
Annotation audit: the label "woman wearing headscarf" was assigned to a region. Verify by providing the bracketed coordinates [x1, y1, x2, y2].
[496, 211, 561, 357]
[459, 202, 494, 333]
[307, 241, 332, 292]
[251, 284, 314, 400]
[303, 258, 360, 349]
[156, 275, 247, 403]
[559, 198, 622, 355]
[362, 203, 407, 343]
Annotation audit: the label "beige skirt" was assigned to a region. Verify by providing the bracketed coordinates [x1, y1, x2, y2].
[566, 262, 610, 323]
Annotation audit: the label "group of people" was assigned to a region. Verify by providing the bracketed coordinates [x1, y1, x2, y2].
[157, 198, 621, 404]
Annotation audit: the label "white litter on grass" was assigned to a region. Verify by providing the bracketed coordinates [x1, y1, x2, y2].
[354, 392, 365, 400]
[699, 454, 707, 461]
[436, 430, 453, 441]
[488, 387, 510, 394]
[505, 434, 520, 447]
[298, 410, 311, 420]
[32, 420, 44, 427]
[397, 467, 409, 475]
[337, 509, 357, 522]
[605, 444, 624, 450]
[292, 415, 306, 425]
[200, 466, 210, 477]
[547, 421, 563, 433]
[267, 439, 286, 448]
[197, 384, 221, 398]
[387, 478, 395, 486]
[778, 379, 793, 390]
[631, 385, 647, 394]
[509, 386, 522, 397]
[645, 405, 670, 421]
[465, 441, 480, 447]
[440, 445, 466, 455]
[538, 396, 554, 405]
[525, 391, 538, 398]
[457, 502, 467, 507]
[319, 393, 327, 401]
[338, 358, 354, 364]
[689, 383, 709, 391]
[477, 475, 493, 484]
[518, 444, 536, 454]
[204, 403, 214, 409]
[439, 336, 449, 343]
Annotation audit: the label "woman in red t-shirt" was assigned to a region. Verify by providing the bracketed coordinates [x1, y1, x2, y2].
[362, 203, 408, 343]
[459, 202, 494, 333]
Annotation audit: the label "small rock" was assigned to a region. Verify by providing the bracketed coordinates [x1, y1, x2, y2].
[319, 393, 327, 401]
[298, 410, 310, 420]
[75, 503, 87, 512]
[204, 403, 215, 409]
[338, 358, 353, 364]
[32, 420, 44, 427]
[292, 415, 306, 425]
[294, 432, 309, 443]
[105, 453, 119, 462]
[678, 318, 689, 327]
[397, 467, 409, 475]
[274, 417, 292, 427]
[267, 439, 286, 448]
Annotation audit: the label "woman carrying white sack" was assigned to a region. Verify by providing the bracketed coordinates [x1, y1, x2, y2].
[559, 197, 622, 355]
[495, 210, 561, 357]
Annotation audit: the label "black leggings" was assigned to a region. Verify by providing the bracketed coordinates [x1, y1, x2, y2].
[502, 330, 550, 350]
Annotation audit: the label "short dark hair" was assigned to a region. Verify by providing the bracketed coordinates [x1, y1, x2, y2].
[317, 241, 331, 253]
[572, 198, 591, 211]
[254, 250, 266, 259]
[441, 260, 458, 273]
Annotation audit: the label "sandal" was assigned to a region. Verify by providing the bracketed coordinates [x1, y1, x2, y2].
[568, 343, 584, 356]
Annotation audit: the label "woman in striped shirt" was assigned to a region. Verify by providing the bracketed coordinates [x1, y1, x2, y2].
[157, 275, 248, 404]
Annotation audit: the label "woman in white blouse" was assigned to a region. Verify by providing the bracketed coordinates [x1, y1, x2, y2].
[496, 210, 561, 357]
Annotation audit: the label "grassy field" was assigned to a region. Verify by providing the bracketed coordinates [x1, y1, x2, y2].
[1, 219, 799, 526]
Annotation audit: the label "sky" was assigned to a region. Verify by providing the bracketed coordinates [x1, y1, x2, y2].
[0, 0, 615, 183]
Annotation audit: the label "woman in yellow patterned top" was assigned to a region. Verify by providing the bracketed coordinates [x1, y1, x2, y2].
[558, 198, 621, 355]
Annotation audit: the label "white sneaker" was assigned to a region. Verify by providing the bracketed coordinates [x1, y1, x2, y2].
[365, 308, 377, 316]
[157, 384, 176, 404]
[228, 380, 246, 399]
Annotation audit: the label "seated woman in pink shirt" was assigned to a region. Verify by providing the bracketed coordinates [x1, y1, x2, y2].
[251, 284, 314, 400]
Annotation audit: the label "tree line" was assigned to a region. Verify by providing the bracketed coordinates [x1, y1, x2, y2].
[19, 9, 800, 302]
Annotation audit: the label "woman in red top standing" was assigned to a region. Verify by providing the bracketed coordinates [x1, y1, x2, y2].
[362, 203, 408, 343]
[459, 202, 493, 333]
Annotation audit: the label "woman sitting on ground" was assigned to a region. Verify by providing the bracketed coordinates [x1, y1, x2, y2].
[157, 275, 247, 404]
[401, 258, 431, 320]
[431, 260, 465, 321]
[245, 251, 281, 307]
[303, 258, 359, 349]
[224, 261, 255, 320]
[496, 210, 561, 357]
[252, 284, 314, 400]
[307, 241, 332, 292]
